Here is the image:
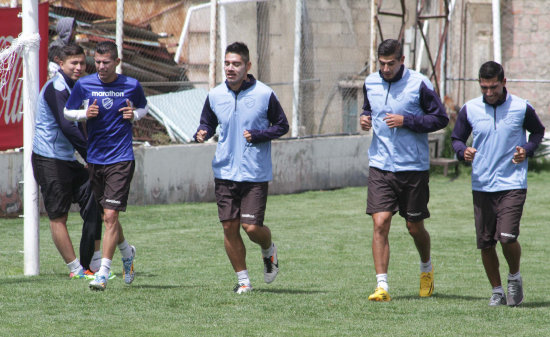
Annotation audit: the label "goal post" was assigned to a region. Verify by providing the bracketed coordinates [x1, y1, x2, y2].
[22, 0, 40, 276]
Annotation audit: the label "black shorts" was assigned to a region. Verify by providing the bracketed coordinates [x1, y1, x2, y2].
[214, 179, 268, 226]
[89, 161, 135, 211]
[366, 167, 430, 222]
[31, 152, 89, 220]
[473, 189, 526, 249]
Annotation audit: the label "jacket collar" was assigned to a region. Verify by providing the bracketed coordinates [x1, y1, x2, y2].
[483, 87, 508, 107]
[58, 69, 76, 88]
[379, 64, 405, 83]
[226, 74, 256, 93]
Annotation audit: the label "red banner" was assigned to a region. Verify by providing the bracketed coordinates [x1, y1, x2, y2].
[0, 3, 49, 151]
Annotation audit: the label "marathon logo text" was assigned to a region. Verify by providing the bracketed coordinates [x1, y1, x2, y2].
[92, 90, 125, 97]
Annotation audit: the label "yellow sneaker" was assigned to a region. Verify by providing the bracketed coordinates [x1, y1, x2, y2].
[368, 287, 391, 302]
[419, 268, 434, 297]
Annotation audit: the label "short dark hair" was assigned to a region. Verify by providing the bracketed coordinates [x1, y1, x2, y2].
[378, 39, 403, 59]
[225, 42, 249, 64]
[478, 61, 505, 81]
[59, 44, 84, 61]
[95, 41, 118, 60]
[48, 45, 63, 63]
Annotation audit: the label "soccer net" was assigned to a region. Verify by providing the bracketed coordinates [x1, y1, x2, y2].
[0, 33, 40, 98]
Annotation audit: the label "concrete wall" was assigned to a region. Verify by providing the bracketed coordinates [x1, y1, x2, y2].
[446, 0, 550, 125]
[0, 135, 371, 215]
[0, 151, 23, 216]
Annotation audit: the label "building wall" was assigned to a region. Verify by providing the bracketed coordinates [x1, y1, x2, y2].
[0, 135, 371, 215]
[446, 0, 550, 125]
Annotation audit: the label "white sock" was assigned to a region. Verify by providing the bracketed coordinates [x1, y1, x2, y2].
[237, 270, 250, 286]
[376, 273, 389, 291]
[492, 286, 505, 295]
[420, 258, 432, 273]
[90, 251, 101, 273]
[67, 258, 83, 274]
[261, 243, 274, 258]
[98, 258, 112, 277]
[508, 271, 521, 281]
[118, 240, 133, 259]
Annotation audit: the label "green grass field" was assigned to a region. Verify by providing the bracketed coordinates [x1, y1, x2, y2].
[1, 171, 549, 336]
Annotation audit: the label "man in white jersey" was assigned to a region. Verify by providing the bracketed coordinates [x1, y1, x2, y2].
[65, 41, 148, 291]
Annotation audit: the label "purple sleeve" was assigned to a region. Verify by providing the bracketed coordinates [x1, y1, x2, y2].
[248, 93, 289, 143]
[194, 95, 218, 142]
[522, 104, 545, 157]
[361, 83, 372, 117]
[450, 105, 471, 161]
[402, 82, 449, 133]
[44, 84, 88, 159]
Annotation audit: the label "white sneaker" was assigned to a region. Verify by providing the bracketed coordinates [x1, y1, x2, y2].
[263, 243, 279, 284]
[89, 274, 107, 291]
[121, 245, 136, 284]
[233, 283, 253, 294]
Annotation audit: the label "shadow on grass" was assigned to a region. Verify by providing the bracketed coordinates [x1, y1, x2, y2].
[254, 288, 327, 295]
[396, 293, 485, 301]
[131, 284, 192, 290]
[0, 277, 42, 284]
[517, 301, 550, 308]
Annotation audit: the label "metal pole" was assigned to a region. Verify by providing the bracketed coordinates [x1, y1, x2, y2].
[209, 0, 218, 89]
[492, 0, 502, 63]
[369, 0, 377, 74]
[116, 0, 124, 73]
[220, 3, 227, 80]
[291, 0, 302, 137]
[22, 0, 40, 276]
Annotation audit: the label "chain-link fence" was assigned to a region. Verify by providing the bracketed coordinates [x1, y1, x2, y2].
[3, 0, 550, 145]
[40, 0, 376, 143]
[445, 0, 550, 127]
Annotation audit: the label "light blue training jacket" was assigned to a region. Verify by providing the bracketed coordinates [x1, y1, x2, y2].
[464, 94, 529, 192]
[364, 66, 448, 172]
[198, 75, 289, 182]
[33, 72, 78, 161]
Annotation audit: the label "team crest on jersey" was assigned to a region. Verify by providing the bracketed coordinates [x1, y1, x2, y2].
[244, 97, 255, 108]
[102, 97, 114, 109]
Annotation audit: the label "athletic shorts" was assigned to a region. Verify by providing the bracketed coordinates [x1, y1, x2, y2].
[473, 189, 526, 249]
[366, 167, 430, 222]
[214, 178, 268, 226]
[89, 161, 135, 211]
[31, 152, 89, 220]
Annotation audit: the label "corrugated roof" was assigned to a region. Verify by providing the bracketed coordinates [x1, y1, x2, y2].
[147, 88, 208, 143]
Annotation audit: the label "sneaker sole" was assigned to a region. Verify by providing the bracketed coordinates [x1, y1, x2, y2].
[89, 284, 105, 291]
[507, 297, 524, 307]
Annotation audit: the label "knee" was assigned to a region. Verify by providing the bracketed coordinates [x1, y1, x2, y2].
[372, 222, 390, 237]
[406, 221, 425, 236]
[241, 223, 257, 236]
[103, 214, 118, 229]
[222, 220, 240, 236]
